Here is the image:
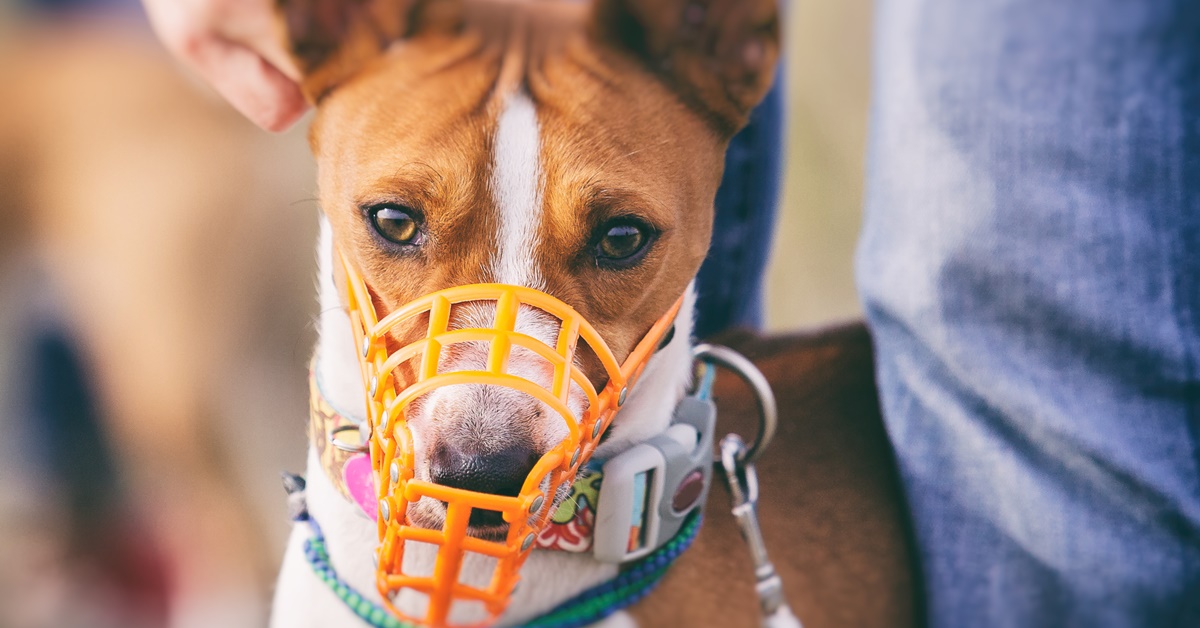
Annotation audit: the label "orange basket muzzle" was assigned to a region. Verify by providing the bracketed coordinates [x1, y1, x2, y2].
[338, 250, 682, 627]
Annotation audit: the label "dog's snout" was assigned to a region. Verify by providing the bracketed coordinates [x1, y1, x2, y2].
[430, 444, 540, 525]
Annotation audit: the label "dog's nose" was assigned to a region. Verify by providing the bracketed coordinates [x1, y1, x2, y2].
[430, 444, 539, 526]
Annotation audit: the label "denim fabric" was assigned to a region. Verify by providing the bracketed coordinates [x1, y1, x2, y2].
[693, 76, 785, 338]
[858, 1, 1200, 625]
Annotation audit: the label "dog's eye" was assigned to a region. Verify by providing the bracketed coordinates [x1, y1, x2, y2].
[594, 220, 653, 267]
[369, 205, 424, 246]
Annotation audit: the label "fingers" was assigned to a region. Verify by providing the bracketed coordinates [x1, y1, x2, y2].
[142, 0, 310, 132]
[212, 1, 305, 83]
[190, 37, 309, 132]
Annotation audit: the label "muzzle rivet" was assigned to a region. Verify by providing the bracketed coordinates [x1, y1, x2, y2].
[369, 376, 378, 398]
[529, 495, 544, 514]
[521, 532, 536, 552]
[361, 336, 370, 358]
[380, 499, 391, 522]
[591, 421, 603, 439]
[617, 386, 628, 406]
[379, 409, 389, 432]
[389, 460, 401, 484]
[570, 449, 581, 468]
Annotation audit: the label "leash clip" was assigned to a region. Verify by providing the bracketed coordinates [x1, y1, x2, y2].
[592, 395, 717, 563]
[720, 434, 802, 628]
[696, 343, 801, 628]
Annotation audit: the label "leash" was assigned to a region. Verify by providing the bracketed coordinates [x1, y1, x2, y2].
[288, 345, 798, 627]
[693, 345, 802, 628]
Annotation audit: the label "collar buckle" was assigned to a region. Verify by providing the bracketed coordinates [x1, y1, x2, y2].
[592, 395, 717, 563]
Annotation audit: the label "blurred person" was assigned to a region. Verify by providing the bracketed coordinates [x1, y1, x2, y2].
[1, 15, 167, 628]
[0, 1, 318, 626]
[0, 264, 169, 628]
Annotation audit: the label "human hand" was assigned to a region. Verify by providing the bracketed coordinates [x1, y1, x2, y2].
[142, 0, 309, 132]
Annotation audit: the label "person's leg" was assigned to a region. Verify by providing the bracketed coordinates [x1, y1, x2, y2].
[694, 74, 785, 338]
[859, 0, 1200, 624]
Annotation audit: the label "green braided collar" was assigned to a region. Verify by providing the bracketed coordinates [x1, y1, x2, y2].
[302, 512, 702, 628]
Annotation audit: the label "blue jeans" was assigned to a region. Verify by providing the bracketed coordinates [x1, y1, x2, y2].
[858, 1, 1200, 625]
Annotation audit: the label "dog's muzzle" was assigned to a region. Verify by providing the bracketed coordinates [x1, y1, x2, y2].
[337, 250, 682, 627]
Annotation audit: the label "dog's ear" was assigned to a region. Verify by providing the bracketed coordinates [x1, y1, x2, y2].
[591, 0, 779, 135]
[277, 0, 463, 103]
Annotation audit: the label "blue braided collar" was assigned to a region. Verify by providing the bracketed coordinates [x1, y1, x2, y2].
[299, 510, 702, 628]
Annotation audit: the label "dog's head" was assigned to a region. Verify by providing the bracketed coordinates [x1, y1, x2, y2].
[283, 0, 778, 534]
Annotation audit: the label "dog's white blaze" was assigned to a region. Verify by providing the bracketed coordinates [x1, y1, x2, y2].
[491, 92, 544, 289]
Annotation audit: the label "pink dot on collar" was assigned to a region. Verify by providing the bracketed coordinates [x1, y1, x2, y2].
[343, 453, 378, 521]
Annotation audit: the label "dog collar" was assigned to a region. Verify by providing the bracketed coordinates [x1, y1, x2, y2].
[310, 365, 716, 562]
[295, 336, 804, 627]
[292, 495, 701, 628]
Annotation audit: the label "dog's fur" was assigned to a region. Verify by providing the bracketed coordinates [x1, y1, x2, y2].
[266, 0, 919, 625]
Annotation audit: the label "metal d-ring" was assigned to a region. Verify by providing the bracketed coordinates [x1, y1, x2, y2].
[692, 343, 778, 465]
[329, 423, 370, 454]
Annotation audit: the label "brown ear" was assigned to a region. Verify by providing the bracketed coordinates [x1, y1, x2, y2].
[591, 0, 780, 135]
[276, 0, 463, 103]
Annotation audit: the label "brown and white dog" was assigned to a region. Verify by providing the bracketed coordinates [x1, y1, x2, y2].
[270, 1, 911, 626]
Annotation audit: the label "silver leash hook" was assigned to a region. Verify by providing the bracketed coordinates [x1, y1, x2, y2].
[696, 343, 801, 628]
[720, 434, 802, 628]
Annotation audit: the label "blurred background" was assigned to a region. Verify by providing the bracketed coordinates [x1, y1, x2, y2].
[0, 0, 869, 626]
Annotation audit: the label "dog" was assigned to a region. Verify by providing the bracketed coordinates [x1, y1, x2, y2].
[269, 0, 917, 625]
